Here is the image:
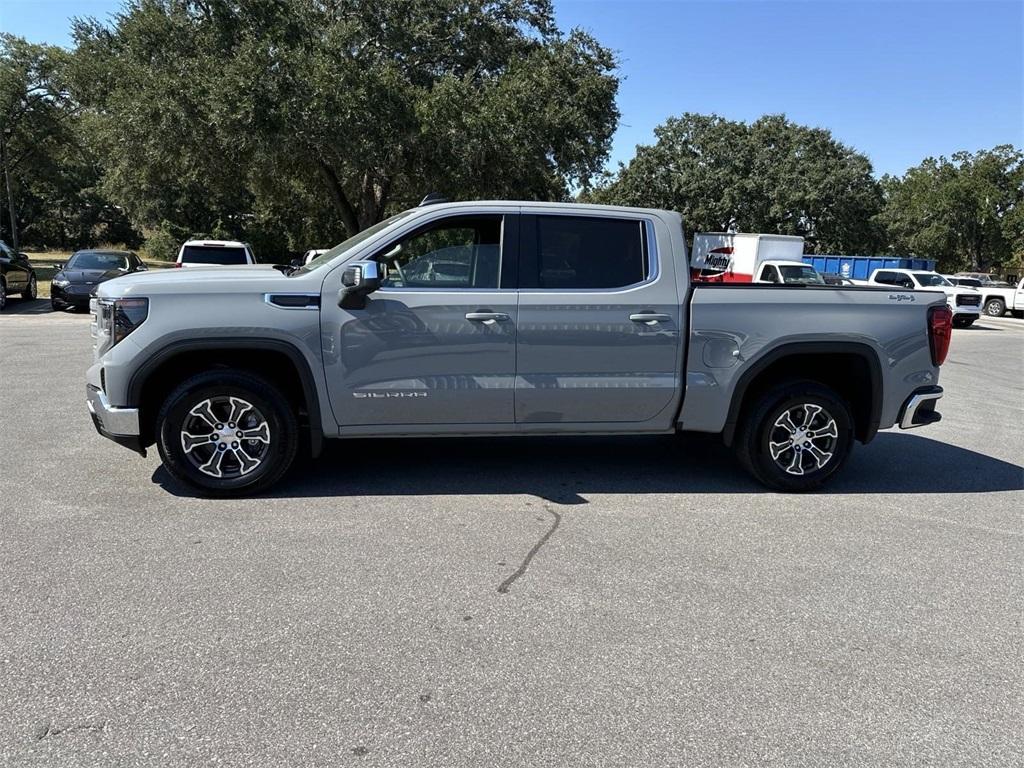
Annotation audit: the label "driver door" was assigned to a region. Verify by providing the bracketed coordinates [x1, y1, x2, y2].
[322, 211, 519, 429]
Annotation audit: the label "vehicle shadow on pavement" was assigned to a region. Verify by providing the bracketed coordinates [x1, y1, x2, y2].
[152, 431, 1023, 500]
[1, 299, 59, 315]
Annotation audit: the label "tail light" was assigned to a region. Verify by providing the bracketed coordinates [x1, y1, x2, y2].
[927, 305, 953, 366]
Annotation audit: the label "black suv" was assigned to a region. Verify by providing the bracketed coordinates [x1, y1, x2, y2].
[0, 241, 38, 310]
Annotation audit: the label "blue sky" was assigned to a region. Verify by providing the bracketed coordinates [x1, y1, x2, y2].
[3, 0, 1021, 177]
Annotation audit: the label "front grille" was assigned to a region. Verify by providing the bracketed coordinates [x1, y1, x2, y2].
[956, 294, 981, 307]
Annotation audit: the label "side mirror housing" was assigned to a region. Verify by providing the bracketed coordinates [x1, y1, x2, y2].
[338, 261, 383, 309]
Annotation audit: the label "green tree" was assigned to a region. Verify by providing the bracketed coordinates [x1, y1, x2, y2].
[879, 146, 1023, 272]
[589, 113, 884, 254]
[1, 34, 73, 251]
[0, 34, 139, 251]
[71, 0, 619, 246]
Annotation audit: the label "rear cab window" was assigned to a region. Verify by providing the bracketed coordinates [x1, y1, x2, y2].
[180, 246, 249, 265]
[520, 215, 649, 289]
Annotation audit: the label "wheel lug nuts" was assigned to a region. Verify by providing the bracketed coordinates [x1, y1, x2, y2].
[215, 423, 223, 430]
[232, 442, 239, 448]
[218, 443, 226, 450]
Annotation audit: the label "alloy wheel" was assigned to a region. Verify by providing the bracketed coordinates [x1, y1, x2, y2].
[179, 396, 272, 478]
[768, 403, 839, 476]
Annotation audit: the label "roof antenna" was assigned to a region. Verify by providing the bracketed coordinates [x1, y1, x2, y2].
[419, 192, 448, 206]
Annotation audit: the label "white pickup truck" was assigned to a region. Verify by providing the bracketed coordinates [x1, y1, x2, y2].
[867, 269, 982, 327]
[947, 276, 1024, 318]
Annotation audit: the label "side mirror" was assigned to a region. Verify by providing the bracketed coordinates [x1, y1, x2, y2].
[136, 264, 148, 271]
[338, 261, 383, 309]
[290, 257, 303, 267]
[54, 263, 64, 271]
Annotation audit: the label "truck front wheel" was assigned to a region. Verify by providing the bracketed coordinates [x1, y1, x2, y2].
[984, 298, 1005, 317]
[735, 381, 854, 492]
[156, 370, 298, 496]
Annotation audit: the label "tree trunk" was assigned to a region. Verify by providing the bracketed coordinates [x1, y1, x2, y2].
[357, 172, 391, 231]
[1, 137, 20, 253]
[317, 160, 360, 235]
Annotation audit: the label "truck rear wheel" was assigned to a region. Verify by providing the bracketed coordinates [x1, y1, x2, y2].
[734, 381, 854, 492]
[156, 370, 298, 496]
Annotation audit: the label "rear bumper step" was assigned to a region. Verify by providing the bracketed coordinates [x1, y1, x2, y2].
[898, 386, 943, 429]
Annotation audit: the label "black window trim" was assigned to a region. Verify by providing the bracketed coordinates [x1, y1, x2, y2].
[517, 213, 659, 293]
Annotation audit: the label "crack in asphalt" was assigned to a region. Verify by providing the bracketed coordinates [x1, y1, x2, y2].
[35, 720, 109, 741]
[497, 504, 562, 595]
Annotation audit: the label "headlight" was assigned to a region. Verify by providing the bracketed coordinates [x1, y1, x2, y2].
[52, 276, 70, 287]
[97, 297, 149, 350]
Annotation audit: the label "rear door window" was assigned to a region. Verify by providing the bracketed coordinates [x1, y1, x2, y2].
[180, 246, 249, 265]
[521, 215, 648, 290]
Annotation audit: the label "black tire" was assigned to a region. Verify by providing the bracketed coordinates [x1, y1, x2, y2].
[50, 298, 64, 311]
[156, 370, 298, 496]
[21, 274, 37, 300]
[0, 278, 6, 311]
[984, 298, 1005, 317]
[734, 380, 854, 492]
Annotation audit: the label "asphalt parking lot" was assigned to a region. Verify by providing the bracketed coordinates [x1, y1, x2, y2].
[1, 303, 1021, 767]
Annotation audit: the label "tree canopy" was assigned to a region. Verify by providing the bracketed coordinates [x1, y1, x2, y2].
[879, 146, 1024, 272]
[1, 5, 1020, 270]
[69, 0, 619, 251]
[589, 113, 885, 254]
[1, 33, 137, 251]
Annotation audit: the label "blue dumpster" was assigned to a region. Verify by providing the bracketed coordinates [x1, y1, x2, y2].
[803, 255, 937, 280]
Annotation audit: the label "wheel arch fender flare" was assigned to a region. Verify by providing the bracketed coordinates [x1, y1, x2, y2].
[721, 341, 884, 447]
[127, 337, 325, 458]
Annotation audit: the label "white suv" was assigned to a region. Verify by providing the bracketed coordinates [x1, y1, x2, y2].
[175, 240, 256, 268]
[868, 268, 982, 327]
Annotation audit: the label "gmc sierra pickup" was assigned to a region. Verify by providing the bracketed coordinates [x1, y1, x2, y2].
[86, 200, 951, 495]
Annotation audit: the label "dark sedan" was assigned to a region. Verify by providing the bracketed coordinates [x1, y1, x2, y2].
[51, 250, 147, 311]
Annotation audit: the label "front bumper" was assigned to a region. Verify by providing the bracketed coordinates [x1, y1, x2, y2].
[898, 385, 943, 429]
[86, 384, 146, 455]
[52, 285, 93, 308]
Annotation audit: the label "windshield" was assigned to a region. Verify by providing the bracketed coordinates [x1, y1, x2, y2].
[779, 265, 824, 285]
[296, 211, 415, 273]
[69, 252, 129, 271]
[913, 272, 952, 288]
[180, 246, 248, 265]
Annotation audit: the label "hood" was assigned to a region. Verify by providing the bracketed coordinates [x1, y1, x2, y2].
[94, 263, 303, 299]
[58, 268, 127, 285]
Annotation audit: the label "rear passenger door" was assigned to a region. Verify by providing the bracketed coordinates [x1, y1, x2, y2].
[515, 213, 682, 426]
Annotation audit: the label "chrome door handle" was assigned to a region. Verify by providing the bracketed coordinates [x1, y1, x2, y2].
[465, 312, 510, 323]
[629, 313, 672, 324]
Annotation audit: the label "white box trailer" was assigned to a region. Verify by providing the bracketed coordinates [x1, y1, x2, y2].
[690, 232, 806, 283]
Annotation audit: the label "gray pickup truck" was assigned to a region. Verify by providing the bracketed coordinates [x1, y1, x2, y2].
[87, 200, 952, 495]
